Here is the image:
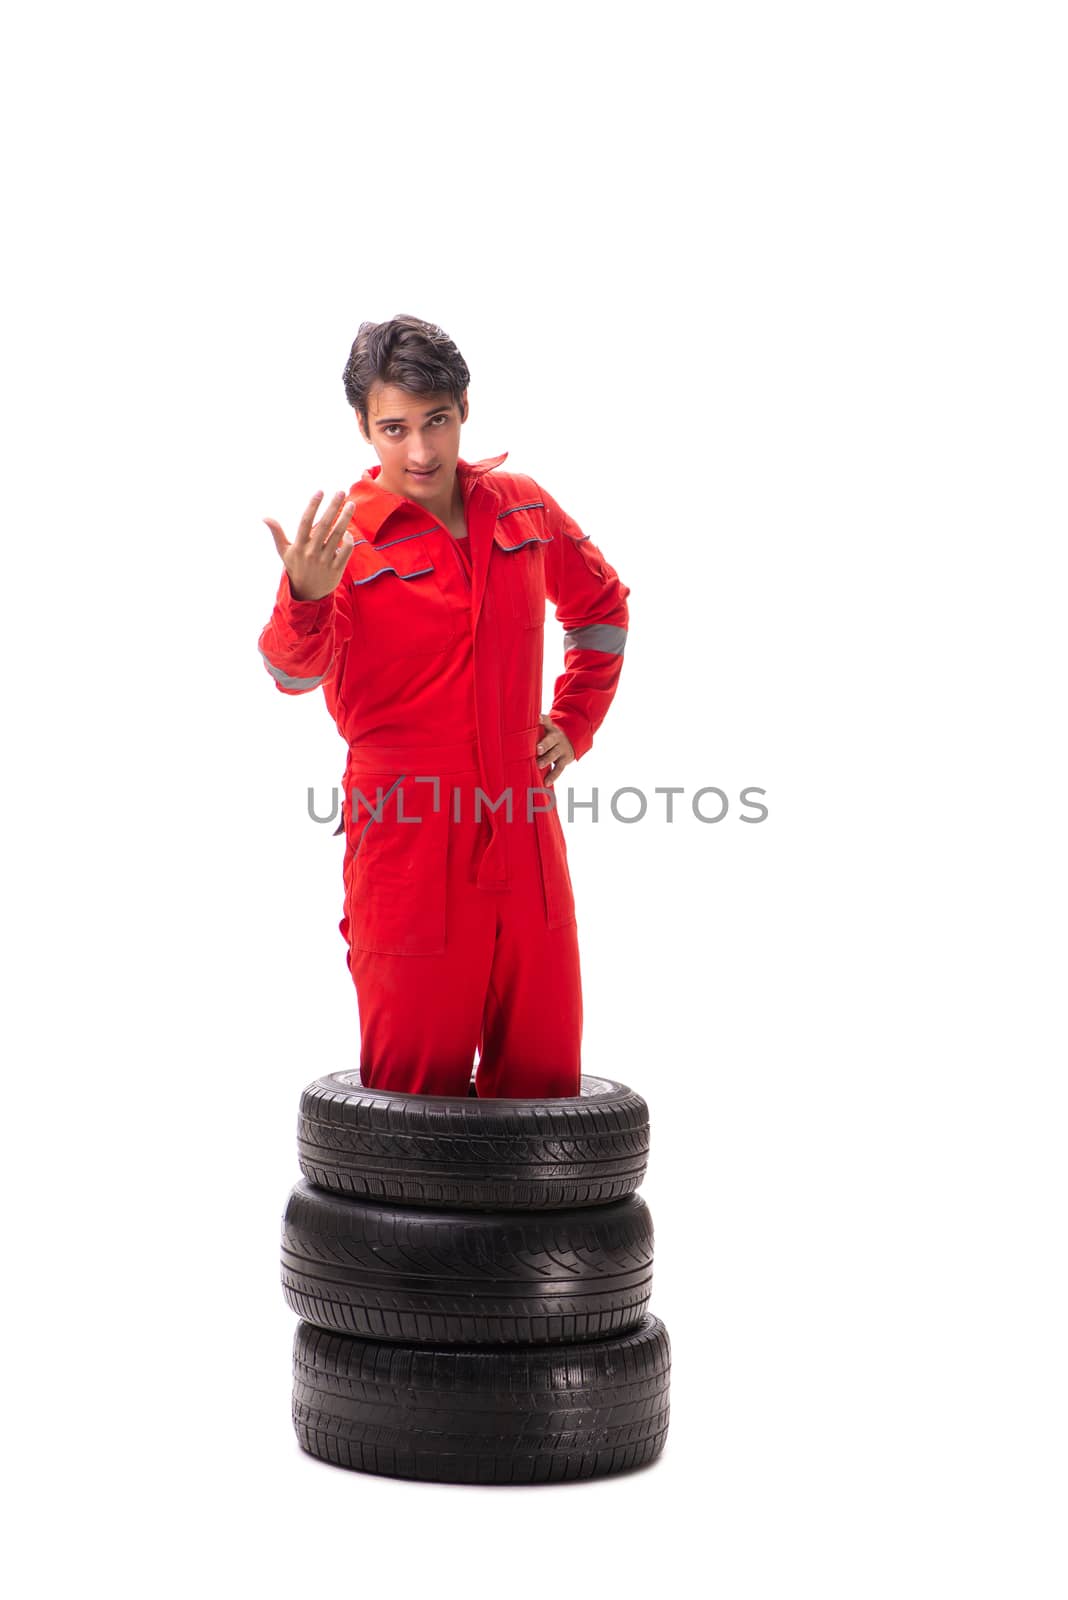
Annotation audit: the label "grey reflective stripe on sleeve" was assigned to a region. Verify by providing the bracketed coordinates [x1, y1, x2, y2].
[562, 624, 627, 656]
[259, 647, 328, 691]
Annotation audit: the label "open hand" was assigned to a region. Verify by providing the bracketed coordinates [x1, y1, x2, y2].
[263, 489, 356, 603]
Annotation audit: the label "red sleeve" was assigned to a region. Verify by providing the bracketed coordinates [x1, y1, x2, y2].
[257, 568, 353, 696]
[535, 479, 631, 762]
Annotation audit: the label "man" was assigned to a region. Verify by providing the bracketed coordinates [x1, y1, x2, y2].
[258, 314, 630, 1098]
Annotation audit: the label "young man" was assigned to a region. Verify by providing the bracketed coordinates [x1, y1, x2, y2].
[258, 314, 630, 1098]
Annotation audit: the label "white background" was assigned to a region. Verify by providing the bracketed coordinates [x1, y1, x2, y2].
[4, 2, 1065, 1595]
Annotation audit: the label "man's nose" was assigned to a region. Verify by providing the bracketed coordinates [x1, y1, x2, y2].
[408, 436, 435, 466]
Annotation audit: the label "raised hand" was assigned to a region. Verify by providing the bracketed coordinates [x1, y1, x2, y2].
[263, 490, 356, 603]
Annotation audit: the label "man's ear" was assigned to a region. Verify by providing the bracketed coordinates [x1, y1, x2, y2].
[459, 390, 469, 424]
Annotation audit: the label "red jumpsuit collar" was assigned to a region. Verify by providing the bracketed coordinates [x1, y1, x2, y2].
[348, 452, 509, 542]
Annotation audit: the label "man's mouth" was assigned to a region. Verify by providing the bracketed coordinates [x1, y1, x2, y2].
[408, 466, 439, 477]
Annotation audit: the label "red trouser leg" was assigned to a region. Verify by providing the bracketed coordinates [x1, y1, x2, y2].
[347, 768, 582, 1098]
[473, 771, 582, 1099]
[474, 906, 582, 1098]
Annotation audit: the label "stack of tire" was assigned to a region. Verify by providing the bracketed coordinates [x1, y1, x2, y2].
[280, 1070, 671, 1485]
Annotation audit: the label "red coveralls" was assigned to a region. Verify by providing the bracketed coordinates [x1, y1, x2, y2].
[258, 453, 630, 1098]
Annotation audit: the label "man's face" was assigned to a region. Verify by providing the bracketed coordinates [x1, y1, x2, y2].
[358, 382, 468, 502]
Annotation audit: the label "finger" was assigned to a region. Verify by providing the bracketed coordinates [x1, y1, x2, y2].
[309, 490, 348, 546]
[330, 529, 356, 565]
[263, 518, 289, 560]
[303, 486, 346, 550]
[294, 490, 326, 545]
[322, 498, 355, 548]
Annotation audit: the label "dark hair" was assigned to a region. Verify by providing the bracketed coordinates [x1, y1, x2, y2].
[342, 313, 470, 434]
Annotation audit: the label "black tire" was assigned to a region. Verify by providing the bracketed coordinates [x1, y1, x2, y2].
[281, 1180, 654, 1345]
[296, 1071, 649, 1210]
[292, 1313, 670, 1484]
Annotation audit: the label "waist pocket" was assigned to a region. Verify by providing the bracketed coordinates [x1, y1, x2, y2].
[343, 770, 449, 956]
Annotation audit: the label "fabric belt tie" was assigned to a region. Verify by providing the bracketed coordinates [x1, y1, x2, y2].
[345, 724, 541, 776]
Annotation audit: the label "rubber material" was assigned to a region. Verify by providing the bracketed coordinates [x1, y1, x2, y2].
[296, 1070, 650, 1210]
[291, 1313, 670, 1484]
[281, 1180, 654, 1345]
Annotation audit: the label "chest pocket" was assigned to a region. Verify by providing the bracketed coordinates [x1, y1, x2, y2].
[348, 530, 458, 658]
[493, 503, 553, 629]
